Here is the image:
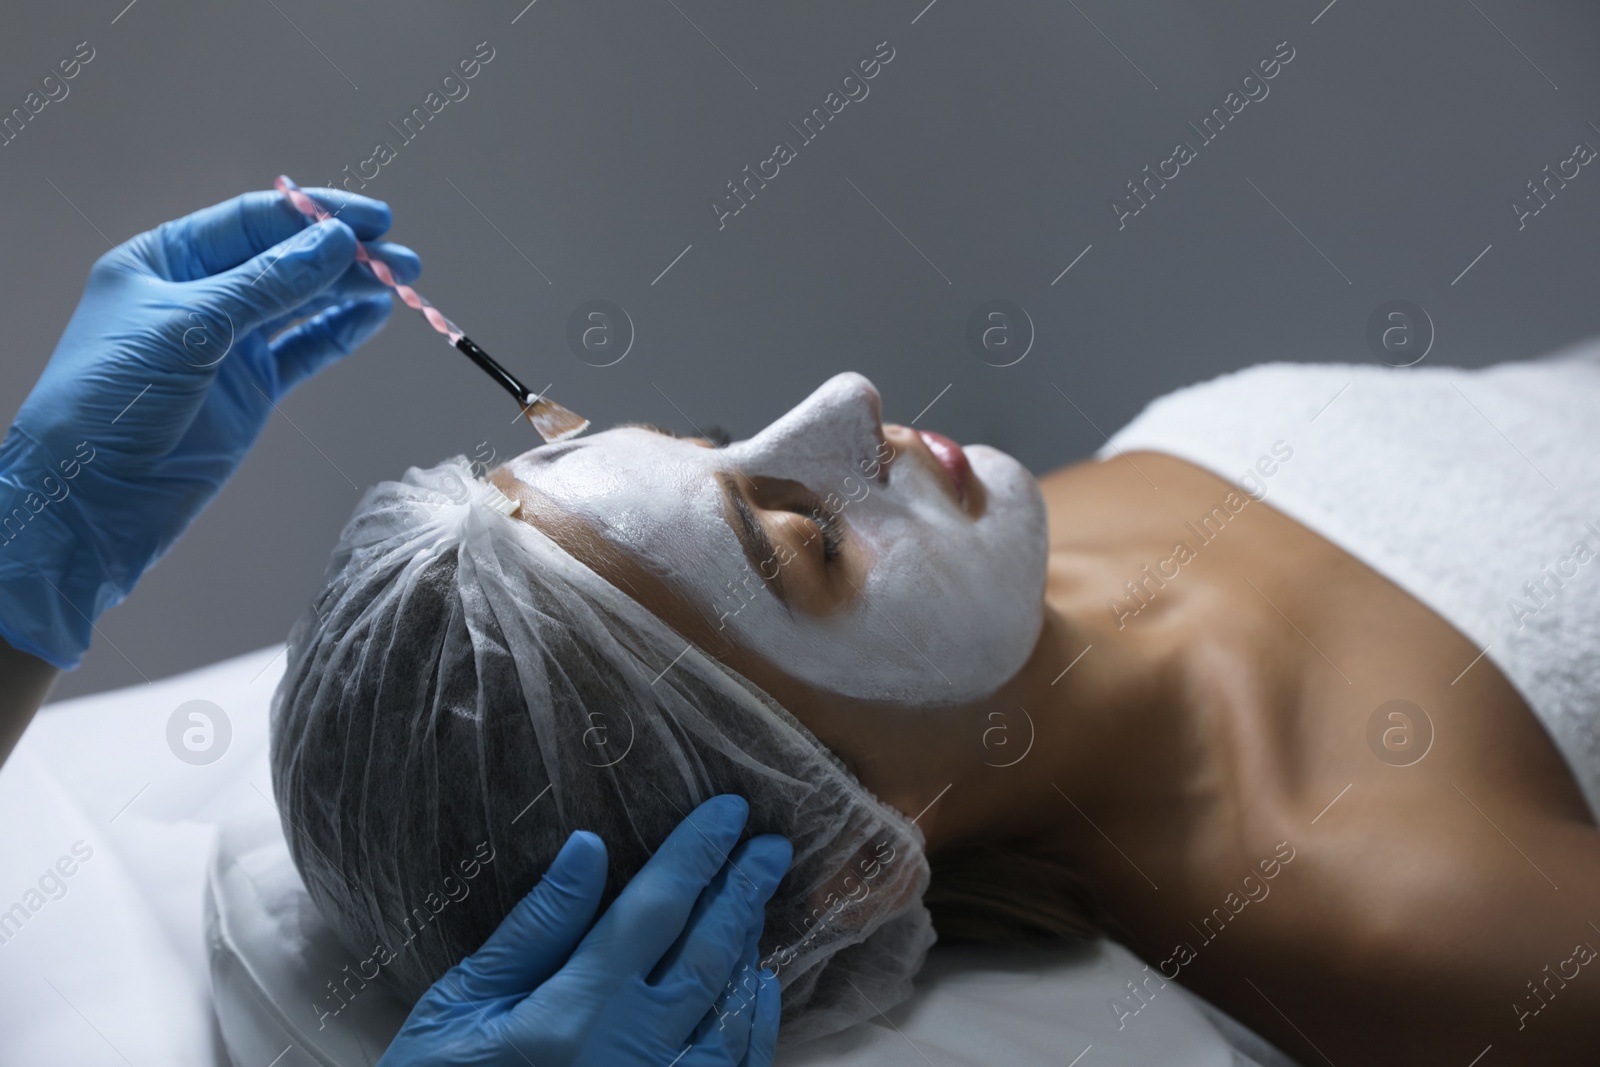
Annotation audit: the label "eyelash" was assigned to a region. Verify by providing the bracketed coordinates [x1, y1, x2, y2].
[802, 505, 844, 564]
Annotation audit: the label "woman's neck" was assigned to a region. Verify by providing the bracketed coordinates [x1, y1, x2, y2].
[910, 548, 1210, 932]
[917, 599, 1182, 837]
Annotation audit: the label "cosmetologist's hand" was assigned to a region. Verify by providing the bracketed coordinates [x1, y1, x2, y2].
[378, 795, 790, 1067]
[0, 187, 419, 668]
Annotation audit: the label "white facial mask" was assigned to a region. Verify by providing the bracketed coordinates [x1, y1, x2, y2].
[503, 372, 1048, 706]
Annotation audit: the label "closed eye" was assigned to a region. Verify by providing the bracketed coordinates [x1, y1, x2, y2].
[792, 504, 844, 563]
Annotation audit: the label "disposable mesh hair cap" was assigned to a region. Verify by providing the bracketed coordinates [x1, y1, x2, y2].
[270, 456, 936, 1045]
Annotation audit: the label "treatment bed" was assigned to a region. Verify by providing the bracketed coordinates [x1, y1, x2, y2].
[0, 645, 1295, 1066]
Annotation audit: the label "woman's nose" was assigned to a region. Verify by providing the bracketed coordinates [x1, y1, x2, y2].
[733, 373, 885, 481]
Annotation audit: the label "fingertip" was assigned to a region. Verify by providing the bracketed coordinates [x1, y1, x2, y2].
[499, 831, 608, 935]
[699, 794, 750, 834]
[747, 966, 782, 1065]
[280, 217, 357, 273]
[300, 187, 394, 237]
[760, 967, 782, 1024]
[363, 199, 393, 233]
[550, 829, 608, 887]
[749, 834, 792, 871]
[348, 292, 393, 330]
[365, 240, 421, 284]
[306, 220, 360, 280]
[321, 216, 358, 248]
[565, 828, 606, 856]
[266, 295, 397, 389]
[321, 294, 393, 351]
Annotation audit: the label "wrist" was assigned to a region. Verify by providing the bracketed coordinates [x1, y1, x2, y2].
[0, 629, 60, 764]
[0, 436, 117, 670]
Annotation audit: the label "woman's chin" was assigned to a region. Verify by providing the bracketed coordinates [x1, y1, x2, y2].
[967, 444, 1045, 527]
[964, 443, 1051, 657]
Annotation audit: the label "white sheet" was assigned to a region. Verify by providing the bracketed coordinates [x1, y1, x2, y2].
[0, 644, 1283, 1065]
[0, 644, 288, 1066]
[208, 808, 1245, 1067]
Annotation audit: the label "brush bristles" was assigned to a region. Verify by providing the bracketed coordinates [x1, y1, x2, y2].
[526, 398, 591, 443]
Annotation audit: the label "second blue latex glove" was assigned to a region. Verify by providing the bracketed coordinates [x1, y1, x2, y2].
[378, 795, 791, 1067]
[0, 187, 419, 668]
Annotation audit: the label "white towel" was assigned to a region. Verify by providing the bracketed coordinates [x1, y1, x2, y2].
[1099, 343, 1600, 820]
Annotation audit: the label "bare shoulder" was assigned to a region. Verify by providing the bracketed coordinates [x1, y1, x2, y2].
[1038, 450, 1284, 550]
[1043, 447, 1600, 1060]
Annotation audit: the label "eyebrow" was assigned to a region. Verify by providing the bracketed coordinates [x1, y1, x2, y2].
[618, 420, 680, 437]
[619, 420, 732, 448]
[715, 471, 789, 608]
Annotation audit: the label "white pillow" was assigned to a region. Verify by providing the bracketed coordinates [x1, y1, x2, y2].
[207, 812, 1279, 1066]
[207, 815, 409, 1066]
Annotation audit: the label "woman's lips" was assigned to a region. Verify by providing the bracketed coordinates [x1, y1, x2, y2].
[915, 430, 971, 505]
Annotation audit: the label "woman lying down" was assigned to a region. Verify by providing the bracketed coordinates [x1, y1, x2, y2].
[272, 351, 1600, 1065]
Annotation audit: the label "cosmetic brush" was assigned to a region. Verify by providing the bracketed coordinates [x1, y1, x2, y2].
[274, 175, 589, 443]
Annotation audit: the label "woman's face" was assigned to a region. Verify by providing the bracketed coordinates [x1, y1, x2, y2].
[496, 373, 1048, 706]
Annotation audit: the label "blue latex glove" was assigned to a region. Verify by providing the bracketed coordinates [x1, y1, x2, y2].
[379, 795, 791, 1067]
[0, 188, 419, 668]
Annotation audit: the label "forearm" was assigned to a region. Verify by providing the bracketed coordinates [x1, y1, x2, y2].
[0, 632, 59, 765]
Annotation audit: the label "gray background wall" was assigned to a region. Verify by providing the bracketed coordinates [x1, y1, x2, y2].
[4, 0, 1598, 699]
